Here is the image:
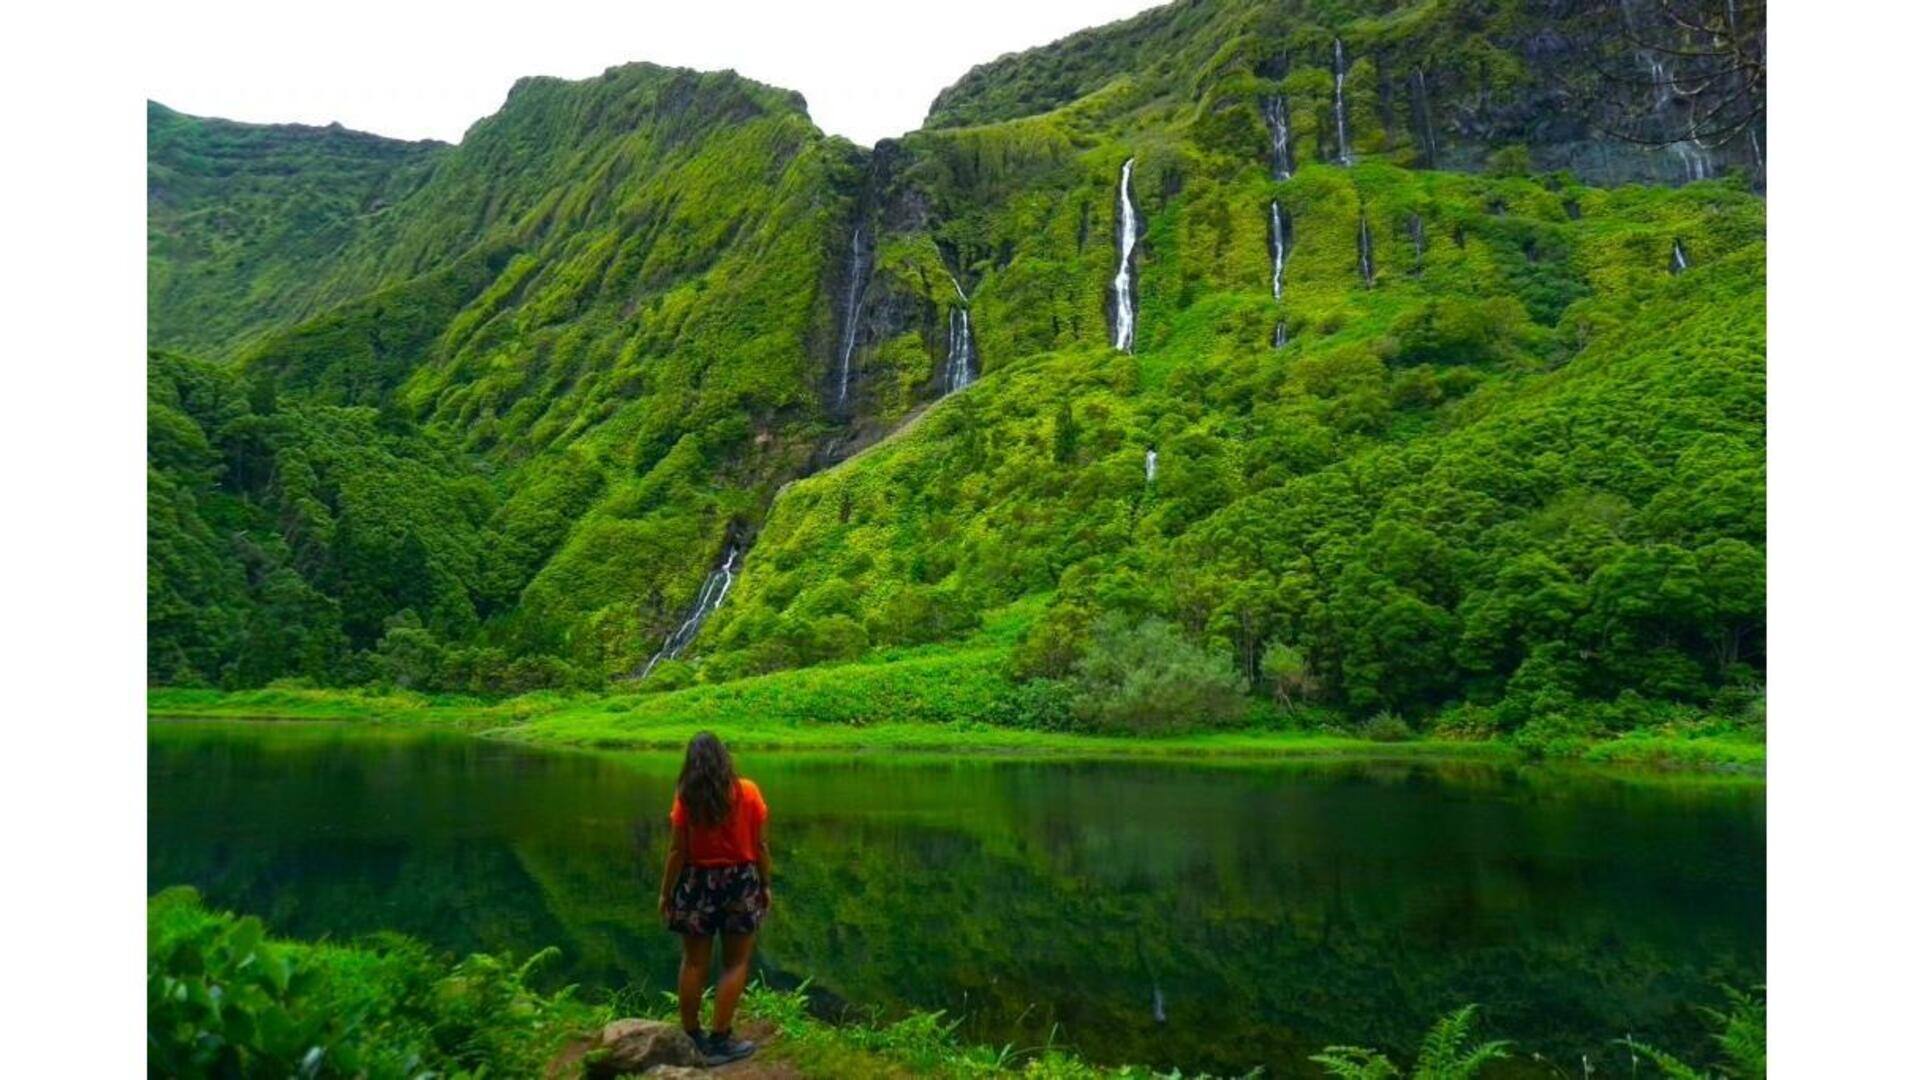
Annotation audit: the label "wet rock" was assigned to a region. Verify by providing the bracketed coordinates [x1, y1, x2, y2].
[583, 1019, 704, 1079]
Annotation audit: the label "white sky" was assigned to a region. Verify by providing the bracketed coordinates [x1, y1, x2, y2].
[142, 0, 1167, 146]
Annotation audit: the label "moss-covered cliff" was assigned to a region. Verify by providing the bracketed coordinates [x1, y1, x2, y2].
[147, 1, 1765, 733]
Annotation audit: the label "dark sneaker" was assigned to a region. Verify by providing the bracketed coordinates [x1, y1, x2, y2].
[701, 1029, 757, 1066]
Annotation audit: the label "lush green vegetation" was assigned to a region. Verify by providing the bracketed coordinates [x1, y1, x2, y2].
[148, 679, 1761, 772]
[147, 103, 443, 359]
[151, 889, 1761, 1078]
[147, 2, 1764, 760]
[149, 886, 601, 1076]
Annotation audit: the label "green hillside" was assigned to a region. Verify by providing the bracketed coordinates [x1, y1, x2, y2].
[146, 0, 1765, 748]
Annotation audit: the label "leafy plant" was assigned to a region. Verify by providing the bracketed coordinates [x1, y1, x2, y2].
[1621, 986, 1766, 1079]
[1311, 1005, 1512, 1079]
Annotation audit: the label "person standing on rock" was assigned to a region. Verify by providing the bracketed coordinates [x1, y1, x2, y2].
[658, 731, 771, 1066]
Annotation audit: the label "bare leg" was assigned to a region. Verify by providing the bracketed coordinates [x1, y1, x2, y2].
[677, 934, 714, 1036]
[711, 930, 757, 1035]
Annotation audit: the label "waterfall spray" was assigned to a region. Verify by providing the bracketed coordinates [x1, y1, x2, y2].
[944, 307, 977, 394]
[1112, 158, 1141, 353]
[1262, 96, 1293, 180]
[1670, 239, 1689, 274]
[1145, 448, 1157, 483]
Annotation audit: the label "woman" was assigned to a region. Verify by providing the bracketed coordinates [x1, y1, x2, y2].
[658, 732, 770, 1065]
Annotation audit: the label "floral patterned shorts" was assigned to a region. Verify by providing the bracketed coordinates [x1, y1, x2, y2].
[666, 862, 768, 937]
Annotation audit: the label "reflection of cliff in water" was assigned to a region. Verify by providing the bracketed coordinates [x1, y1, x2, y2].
[149, 725, 1763, 1077]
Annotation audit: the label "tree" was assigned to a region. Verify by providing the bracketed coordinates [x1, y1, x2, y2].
[1260, 641, 1309, 710]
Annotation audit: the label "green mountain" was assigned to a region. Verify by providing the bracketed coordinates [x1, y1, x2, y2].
[148, 0, 1765, 737]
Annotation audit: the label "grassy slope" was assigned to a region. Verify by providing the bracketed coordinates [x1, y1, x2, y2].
[146, 102, 445, 358]
[149, 64, 865, 685]
[675, 0, 1765, 734]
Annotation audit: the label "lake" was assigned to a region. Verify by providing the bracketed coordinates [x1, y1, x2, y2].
[148, 721, 1763, 1076]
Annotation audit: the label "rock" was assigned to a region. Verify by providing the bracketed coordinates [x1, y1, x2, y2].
[640, 1067, 707, 1079]
[583, 1019, 704, 1079]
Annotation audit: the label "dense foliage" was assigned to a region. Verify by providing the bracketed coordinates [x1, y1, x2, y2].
[147, 1, 1764, 748]
[149, 889, 1762, 1078]
[149, 887, 602, 1076]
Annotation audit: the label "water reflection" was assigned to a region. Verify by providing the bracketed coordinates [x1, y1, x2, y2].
[149, 722, 1763, 1076]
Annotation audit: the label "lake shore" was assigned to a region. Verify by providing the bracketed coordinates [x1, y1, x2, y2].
[152, 886, 1756, 1078]
[147, 686, 1765, 774]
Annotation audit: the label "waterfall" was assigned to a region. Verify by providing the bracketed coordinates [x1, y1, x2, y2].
[1357, 214, 1375, 287]
[1262, 96, 1293, 180]
[1408, 213, 1426, 273]
[1639, 48, 1715, 182]
[1670, 239, 1689, 274]
[1112, 157, 1141, 353]
[836, 227, 870, 407]
[1272, 321, 1288, 349]
[1668, 139, 1710, 182]
[1333, 40, 1353, 166]
[1411, 69, 1441, 166]
[640, 543, 741, 678]
[1145, 449, 1158, 483]
[944, 307, 977, 394]
[1268, 200, 1288, 300]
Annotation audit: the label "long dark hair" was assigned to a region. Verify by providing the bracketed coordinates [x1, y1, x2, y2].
[676, 731, 738, 827]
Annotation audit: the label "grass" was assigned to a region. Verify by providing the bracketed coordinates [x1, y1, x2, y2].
[149, 676, 1764, 773]
[1582, 730, 1768, 773]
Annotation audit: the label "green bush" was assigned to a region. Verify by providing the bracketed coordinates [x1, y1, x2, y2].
[1068, 615, 1247, 735]
[148, 888, 603, 1077]
[1354, 710, 1414, 742]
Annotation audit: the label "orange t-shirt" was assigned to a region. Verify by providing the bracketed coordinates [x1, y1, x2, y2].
[670, 778, 768, 866]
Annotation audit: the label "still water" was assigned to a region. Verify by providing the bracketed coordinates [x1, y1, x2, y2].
[148, 722, 1763, 1076]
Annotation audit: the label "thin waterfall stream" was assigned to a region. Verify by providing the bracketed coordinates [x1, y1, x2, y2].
[639, 543, 740, 679]
[836, 227, 870, 407]
[1358, 213, 1375, 287]
[1333, 40, 1353, 166]
[1112, 157, 1141, 353]
[1262, 96, 1293, 180]
[1268, 201, 1287, 300]
[944, 307, 977, 394]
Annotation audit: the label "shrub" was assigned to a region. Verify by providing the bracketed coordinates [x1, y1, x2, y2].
[1354, 710, 1414, 742]
[1068, 615, 1247, 735]
[1511, 711, 1600, 759]
[148, 887, 604, 1077]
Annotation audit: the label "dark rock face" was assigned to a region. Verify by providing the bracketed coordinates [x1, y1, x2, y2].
[921, 0, 1765, 190]
[583, 1019, 705, 1078]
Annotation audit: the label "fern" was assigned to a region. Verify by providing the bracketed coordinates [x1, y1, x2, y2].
[1311, 1006, 1510, 1079]
[1620, 985, 1765, 1079]
[1308, 1045, 1401, 1079]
